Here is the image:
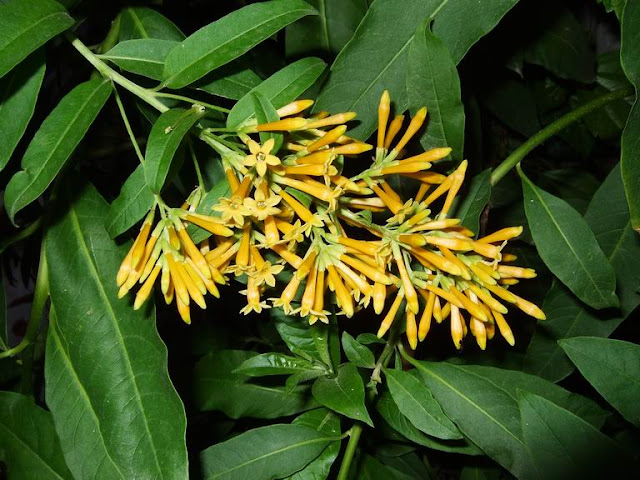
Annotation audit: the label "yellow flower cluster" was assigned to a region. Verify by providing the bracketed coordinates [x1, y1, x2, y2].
[117, 91, 544, 350]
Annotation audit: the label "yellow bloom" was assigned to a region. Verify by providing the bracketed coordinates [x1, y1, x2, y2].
[212, 196, 250, 227]
[251, 261, 284, 287]
[243, 190, 282, 220]
[243, 138, 281, 176]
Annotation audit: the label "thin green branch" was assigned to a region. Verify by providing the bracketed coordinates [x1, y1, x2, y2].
[336, 424, 363, 480]
[188, 139, 205, 189]
[113, 86, 145, 164]
[490, 86, 634, 186]
[153, 92, 231, 113]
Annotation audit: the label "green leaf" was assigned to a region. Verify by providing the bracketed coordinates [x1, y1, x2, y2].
[252, 91, 282, 151]
[144, 106, 205, 193]
[0, 50, 45, 171]
[379, 452, 436, 480]
[163, 0, 316, 88]
[200, 424, 333, 480]
[356, 333, 386, 345]
[44, 183, 188, 480]
[598, 0, 626, 18]
[105, 165, 155, 238]
[407, 21, 465, 161]
[119, 7, 185, 41]
[287, 408, 341, 480]
[194, 349, 316, 419]
[519, 393, 628, 479]
[409, 360, 608, 479]
[523, 165, 640, 381]
[197, 62, 262, 100]
[312, 363, 373, 426]
[384, 369, 461, 440]
[621, 0, 640, 232]
[0, 267, 6, 350]
[560, 337, 640, 427]
[454, 169, 492, 235]
[523, 4, 595, 83]
[520, 170, 618, 309]
[0, 392, 72, 480]
[234, 352, 318, 377]
[4, 78, 112, 223]
[227, 57, 326, 129]
[285, 0, 368, 57]
[102, 39, 178, 80]
[341, 331, 375, 368]
[376, 392, 482, 455]
[0, 0, 73, 78]
[315, 0, 518, 139]
[597, 51, 631, 92]
[354, 455, 397, 480]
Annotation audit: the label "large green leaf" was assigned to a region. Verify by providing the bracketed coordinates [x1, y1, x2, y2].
[234, 352, 318, 377]
[45, 184, 188, 479]
[4, 78, 112, 223]
[119, 7, 185, 41]
[227, 57, 326, 129]
[0, 0, 73, 78]
[409, 360, 608, 479]
[385, 369, 461, 440]
[252, 91, 282, 150]
[285, 0, 368, 57]
[455, 169, 492, 235]
[287, 408, 341, 480]
[144, 106, 205, 193]
[341, 331, 375, 368]
[163, 0, 316, 88]
[200, 424, 334, 480]
[0, 392, 72, 480]
[312, 363, 373, 426]
[520, 170, 618, 309]
[0, 50, 45, 171]
[315, 0, 518, 140]
[621, 0, 640, 232]
[105, 164, 155, 238]
[102, 39, 178, 80]
[194, 349, 316, 419]
[197, 61, 262, 100]
[407, 21, 464, 160]
[523, 4, 595, 83]
[523, 165, 640, 381]
[561, 337, 640, 427]
[519, 393, 628, 479]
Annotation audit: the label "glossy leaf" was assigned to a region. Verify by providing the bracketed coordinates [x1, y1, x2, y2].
[312, 363, 373, 426]
[341, 331, 375, 368]
[119, 7, 185, 41]
[409, 360, 607, 479]
[287, 408, 341, 480]
[455, 169, 492, 235]
[523, 165, 640, 381]
[163, 0, 316, 88]
[0, 392, 72, 480]
[0, 0, 73, 78]
[315, 0, 518, 139]
[384, 369, 461, 440]
[144, 107, 205, 193]
[102, 39, 178, 80]
[561, 337, 640, 427]
[520, 170, 618, 309]
[106, 165, 155, 237]
[234, 352, 317, 377]
[407, 21, 465, 160]
[45, 184, 188, 480]
[197, 62, 262, 100]
[621, 0, 640, 232]
[523, 5, 596, 83]
[0, 50, 45, 171]
[376, 392, 482, 456]
[227, 57, 326, 129]
[194, 349, 316, 419]
[519, 393, 628, 479]
[252, 91, 282, 151]
[380, 452, 436, 480]
[200, 424, 333, 480]
[285, 0, 368, 57]
[4, 78, 112, 224]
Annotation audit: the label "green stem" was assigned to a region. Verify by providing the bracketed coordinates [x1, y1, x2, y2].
[97, 14, 121, 54]
[188, 139, 205, 189]
[67, 33, 168, 113]
[0, 245, 49, 359]
[336, 425, 363, 480]
[0, 219, 41, 255]
[152, 92, 230, 113]
[490, 86, 634, 186]
[113, 87, 145, 164]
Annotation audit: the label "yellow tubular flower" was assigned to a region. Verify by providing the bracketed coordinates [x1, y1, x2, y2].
[378, 291, 404, 337]
[300, 261, 318, 316]
[492, 310, 515, 346]
[134, 264, 162, 310]
[176, 224, 211, 279]
[327, 265, 354, 317]
[276, 99, 314, 117]
[393, 245, 418, 314]
[418, 291, 436, 341]
[307, 125, 347, 152]
[304, 112, 357, 129]
[166, 253, 190, 306]
[377, 90, 391, 149]
[384, 115, 404, 148]
[176, 294, 191, 324]
[470, 316, 487, 350]
[392, 107, 427, 153]
[373, 282, 386, 314]
[255, 117, 308, 132]
[450, 305, 464, 349]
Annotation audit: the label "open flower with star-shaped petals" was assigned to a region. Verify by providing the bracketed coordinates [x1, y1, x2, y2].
[243, 138, 281, 177]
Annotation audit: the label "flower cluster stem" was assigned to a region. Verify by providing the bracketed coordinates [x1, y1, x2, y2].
[490, 86, 633, 186]
[336, 424, 363, 480]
